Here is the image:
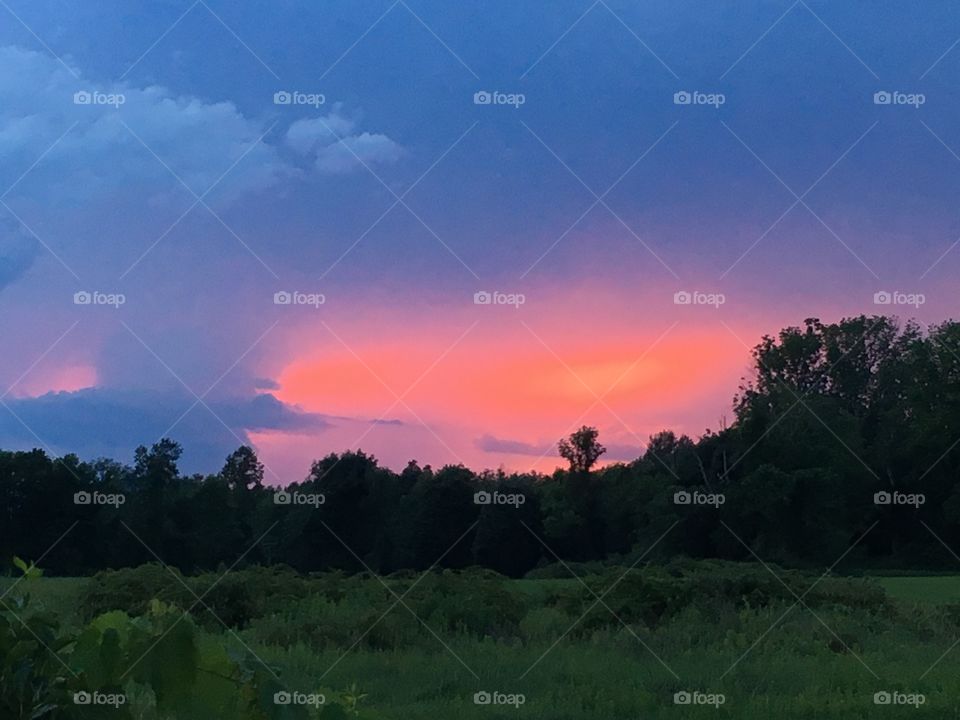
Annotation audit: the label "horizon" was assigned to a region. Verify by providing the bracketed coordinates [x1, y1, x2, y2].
[7, 310, 949, 483]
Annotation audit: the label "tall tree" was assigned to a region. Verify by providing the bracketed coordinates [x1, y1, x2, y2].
[220, 446, 264, 491]
[559, 426, 606, 474]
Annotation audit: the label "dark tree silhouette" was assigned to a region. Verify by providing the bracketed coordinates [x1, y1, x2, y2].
[3, 316, 960, 577]
[221, 446, 264, 491]
[559, 426, 606, 474]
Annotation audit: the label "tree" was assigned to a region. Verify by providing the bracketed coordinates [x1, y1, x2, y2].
[393, 465, 478, 571]
[220, 446, 264, 491]
[130, 438, 183, 562]
[134, 438, 183, 484]
[559, 426, 606, 474]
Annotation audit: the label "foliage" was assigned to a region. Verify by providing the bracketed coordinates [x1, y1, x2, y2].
[80, 564, 312, 628]
[8, 560, 960, 718]
[558, 426, 606, 473]
[0, 560, 327, 719]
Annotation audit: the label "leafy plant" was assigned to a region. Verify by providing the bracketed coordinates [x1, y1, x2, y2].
[1, 559, 314, 719]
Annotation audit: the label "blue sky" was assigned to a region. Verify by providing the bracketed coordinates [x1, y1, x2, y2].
[1, 1, 959, 478]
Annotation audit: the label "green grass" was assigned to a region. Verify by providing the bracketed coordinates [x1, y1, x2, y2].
[0, 576, 85, 623]
[876, 575, 960, 604]
[231, 570, 960, 718]
[8, 570, 960, 718]
[240, 607, 960, 719]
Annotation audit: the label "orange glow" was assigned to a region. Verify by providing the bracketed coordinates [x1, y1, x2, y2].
[265, 305, 754, 473]
[276, 330, 745, 424]
[241, 277, 787, 474]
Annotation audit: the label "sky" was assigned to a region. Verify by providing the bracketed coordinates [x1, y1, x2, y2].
[0, 0, 958, 482]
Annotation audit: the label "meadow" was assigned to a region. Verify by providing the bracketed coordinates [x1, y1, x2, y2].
[3, 561, 959, 719]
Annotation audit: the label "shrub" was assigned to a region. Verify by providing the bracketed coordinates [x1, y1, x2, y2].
[80, 564, 312, 628]
[80, 563, 191, 621]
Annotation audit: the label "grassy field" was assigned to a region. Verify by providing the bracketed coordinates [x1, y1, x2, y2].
[876, 575, 960, 604]
[4, 565, 960, 718]
[0, 576, 85, 621]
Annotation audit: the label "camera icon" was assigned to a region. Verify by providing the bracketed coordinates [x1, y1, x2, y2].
[74, 291, 92, 305]
[274, 91, 292, 105]
[874, 691, 892, 705]
[673, 91, 692, 105]
[74, 491, 92, 505]
[474, 491, 492, 505]
[473, 91, 492, 105]
[274, 491, 292, 505]
[274, 691, 292, 705]
[474, 291, 492, 305]
[274, 291, 292, 305]
[73, 691, 92, 705]
[473, 691, 492, 705]
[873, 291, 892, 305]
[673, 691, 692, 705]
[873, 91, 892, 105]
[673, 290, 692, 305]
[874, 491, 891, 505]
[673, 491, 691, 505]
[73, 91, 92, 105]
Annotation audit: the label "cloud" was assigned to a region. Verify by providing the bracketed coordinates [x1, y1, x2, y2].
[0, 46, 403, 209]
[0, 213, 40, 290]
[602, 444, 645, 462]
[285, 108, 404, 174]
[0, 47, 282, 206]
[475, 434, 552, 456]
[314, 132, 404, 174]
[285, 110, 356, 154]
[475, 434, 642, 462]
[0, 388, 331, 474]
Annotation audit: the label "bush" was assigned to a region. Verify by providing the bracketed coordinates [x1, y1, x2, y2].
[194, 565, 311, 627]
[519, 606, 573, 642]
[80, 563, 191, 621]
[539, 559, 889, 634]
[80, 564, 312, 628]
[404, 569, 525, 637]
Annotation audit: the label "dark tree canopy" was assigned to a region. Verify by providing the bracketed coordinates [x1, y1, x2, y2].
[221, 446, 264, 491]
[3, 315, 960, 577]
[558, 426, 606, 474]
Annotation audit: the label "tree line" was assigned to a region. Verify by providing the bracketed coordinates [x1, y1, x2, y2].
[3, 315, 960, 577]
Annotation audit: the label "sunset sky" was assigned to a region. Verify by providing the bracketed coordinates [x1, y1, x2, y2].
[1, 1, 958, 480]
